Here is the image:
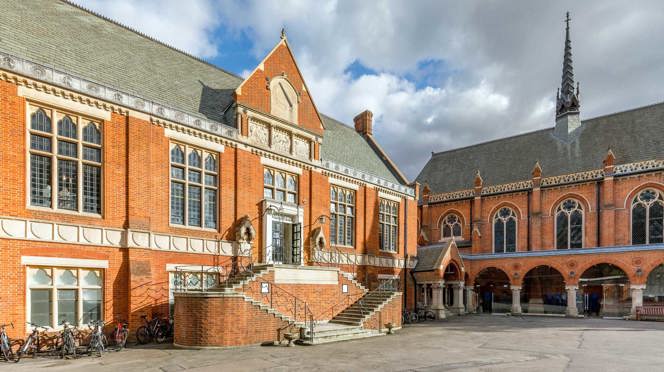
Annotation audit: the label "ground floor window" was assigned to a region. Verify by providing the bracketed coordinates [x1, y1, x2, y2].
[27, 266, 103, 328]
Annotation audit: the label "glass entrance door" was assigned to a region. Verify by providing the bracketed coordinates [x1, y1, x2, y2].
[272, 221, 285, 263]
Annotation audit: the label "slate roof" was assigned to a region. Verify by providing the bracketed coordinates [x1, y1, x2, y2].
[416, 101, 664, 195]
[413, 243, 450, 272]
[0, 0, 243, 124]
[321, 115, 404, 185]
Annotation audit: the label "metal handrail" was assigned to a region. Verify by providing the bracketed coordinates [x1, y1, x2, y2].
[260, 281, 314, 343]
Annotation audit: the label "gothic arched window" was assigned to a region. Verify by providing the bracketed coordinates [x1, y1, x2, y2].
[441, 213, 462, 240]
[493, 207, 517, 253]
[632, 189, 664, 245]
[555, 199, 583, 249]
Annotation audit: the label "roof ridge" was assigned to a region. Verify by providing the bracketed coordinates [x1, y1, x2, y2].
[61, 0, 243, 81]
[431, 99, 664, 158]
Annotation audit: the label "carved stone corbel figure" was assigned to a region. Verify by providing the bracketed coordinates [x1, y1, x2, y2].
[310, 227, 326, 251]
[235, 215, 256, 244]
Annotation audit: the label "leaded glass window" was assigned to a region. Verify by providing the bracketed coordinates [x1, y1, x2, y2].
[632, 189, 664, 245]
[169, 143, 218, 229]
[493, 207, 517, 253]
[263, 167, 298, 204]
[330, 186, 355, 247]
[441, 213, 462, 239]
[379, 199, 399, 252]
[27, 267, 103, 328]
[28, 106, 102, 214]
[555, 199, 583, 249]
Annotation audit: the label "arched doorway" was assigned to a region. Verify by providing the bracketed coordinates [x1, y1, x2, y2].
[474, 267, 511, 313]
[443, 263, 461, 307]
[521, 266, 566, 314]
[645, 264, 664, 304]
[580, 263, 631, 317]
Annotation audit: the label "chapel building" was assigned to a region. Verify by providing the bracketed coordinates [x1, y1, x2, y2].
[416, 13, 664, 319]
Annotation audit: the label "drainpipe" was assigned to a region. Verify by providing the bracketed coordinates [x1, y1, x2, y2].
[596, 182, 601, 247]
[403, 199, 408, 310]
[527, 190, 531, 251]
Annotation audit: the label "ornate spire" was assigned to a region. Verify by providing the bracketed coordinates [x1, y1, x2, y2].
[556, 12, 580, 118]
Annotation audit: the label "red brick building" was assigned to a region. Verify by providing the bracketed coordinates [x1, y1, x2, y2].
[416, 14, 664, 319]
[0, 1, 415, 346]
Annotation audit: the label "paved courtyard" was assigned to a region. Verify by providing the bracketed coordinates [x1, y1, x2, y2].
[4, 315, 664, 371]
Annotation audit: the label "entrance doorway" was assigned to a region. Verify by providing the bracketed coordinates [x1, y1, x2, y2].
[270, 219, 302, 265]
[474, 267, 511, 313]
[521, 266, 566, 314]
[580, 263, 631, 317]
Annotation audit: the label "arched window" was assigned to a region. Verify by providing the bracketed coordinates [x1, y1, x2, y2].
[493, 207, 517, 253]
[632, 189, 664, 245]
[555, 199, 583, 249]
[31, 109, 52, 132]
[57, 116, 77, 139]
[440, 213, 462, 240]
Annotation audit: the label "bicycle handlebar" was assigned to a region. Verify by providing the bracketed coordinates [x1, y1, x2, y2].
[0, 322, 14, 329]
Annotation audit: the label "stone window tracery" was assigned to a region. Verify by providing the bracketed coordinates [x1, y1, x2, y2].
[379, 199, 399, 252]
[555, 199, 583, 249]
[330, 187, 355, 247]
[493, 207, 517, 253]
[632, 189, 664, 245]
[28, 105, 102, 214]
[441, 213, 462, 240]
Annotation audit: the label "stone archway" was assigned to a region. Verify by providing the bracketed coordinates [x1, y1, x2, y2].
[645, 264, 664, 304]
[521, 266, 566, 314]
[442, 262, 463, 309]
[580, 263, 631, 317]
[474, 267, 511, 314]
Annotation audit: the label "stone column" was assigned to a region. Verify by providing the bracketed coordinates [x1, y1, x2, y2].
[453, 282, 466, 314]
[465, 287, 476, 313]
[510, 285, 522, 314]
[631, 284, 646, 318]
[565, 285, 579, 317]
[430, 282, 446, 319]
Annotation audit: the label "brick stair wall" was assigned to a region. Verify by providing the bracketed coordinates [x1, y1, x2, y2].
[362, 293, 403, 331]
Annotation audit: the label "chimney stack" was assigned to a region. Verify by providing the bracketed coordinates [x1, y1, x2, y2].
[353, 110, 373, 136]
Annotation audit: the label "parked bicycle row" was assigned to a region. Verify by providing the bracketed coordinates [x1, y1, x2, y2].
[402, 308, 437, 324]
[0, 314, 172, 363]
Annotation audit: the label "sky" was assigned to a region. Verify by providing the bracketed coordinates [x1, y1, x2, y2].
[77, 0, 664, 181]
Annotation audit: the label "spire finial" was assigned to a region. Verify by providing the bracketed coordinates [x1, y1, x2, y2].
[556, 11, 580, 119]
[280, 27, 286, 40]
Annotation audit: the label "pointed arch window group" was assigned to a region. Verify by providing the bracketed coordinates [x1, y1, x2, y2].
[632, 189, 664, 245]
[556, 199, 583, 249]
[441, 213, 462, 240]
[493, 207, 517, 253]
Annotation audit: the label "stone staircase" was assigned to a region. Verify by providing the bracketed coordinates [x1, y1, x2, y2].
[329, 290, 399, 326]
[214, 264, 273, 293]
[298, 323, 381, 345]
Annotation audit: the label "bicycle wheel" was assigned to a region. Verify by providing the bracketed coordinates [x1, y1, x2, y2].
[410, 312, 419, 323]
[135, 326, 150, 344]
[1, 343, 14, 362]
[155, 329, 167, 344]
[425, 311, 436, 321]
[117, 329, 128, 349]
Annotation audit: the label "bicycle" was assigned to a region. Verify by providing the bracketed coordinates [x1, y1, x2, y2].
[86, 320, 107, 357]
[402, 310, 418, 324]
[15, 322, 47, 362]
[0, 323, 15, 362]
[417, 308, 437, 321]
[110, 319, 128, 350]
[58, 321, 78, 359]
[136, 315, 166, 344]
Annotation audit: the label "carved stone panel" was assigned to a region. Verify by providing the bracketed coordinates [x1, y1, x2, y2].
[248, 119, 269, 147]
[293, 136, 310, 159]
[272, 128, 291, 153]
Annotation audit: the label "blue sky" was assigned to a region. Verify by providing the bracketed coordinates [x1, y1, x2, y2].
[79, 0, 664, 180]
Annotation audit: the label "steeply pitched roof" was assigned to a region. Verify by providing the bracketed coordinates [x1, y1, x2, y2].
[321, 115, 404, 185]
[416, 101, 664, 195]
[0, 0, 242, 124]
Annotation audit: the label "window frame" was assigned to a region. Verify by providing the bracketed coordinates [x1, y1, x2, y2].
[330, 186, 356, 248]
[169, 142, 219, 230]
[493, 207, 518, 253]
[26, 266, 104, 330]
[379, 199, 399, 253]
[554, 198, 584, 249]
[440, 213, 463, 241]
[631, 188, 664, 245]
[26, 103, 104, 217]
[263, 167, 298, 205]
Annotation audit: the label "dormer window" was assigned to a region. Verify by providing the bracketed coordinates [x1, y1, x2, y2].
[270, 76, 298, 124]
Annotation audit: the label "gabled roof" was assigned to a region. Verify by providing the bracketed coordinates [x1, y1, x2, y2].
[321, 115, 405, 185]
[416, 101, 664, 195]
[0, 0, 242, 124]
[413, 240, 464, 272]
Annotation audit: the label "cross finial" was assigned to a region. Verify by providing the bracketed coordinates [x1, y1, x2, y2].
[565, 11, 571, 29]
[280, 27, 286, 40]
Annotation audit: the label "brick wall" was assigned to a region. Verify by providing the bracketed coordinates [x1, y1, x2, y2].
[362, 293, 402, 331]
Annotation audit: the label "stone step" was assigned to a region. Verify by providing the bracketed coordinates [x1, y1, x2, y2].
[300, 330, 382, 345]
[328, 319, 363, 326]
